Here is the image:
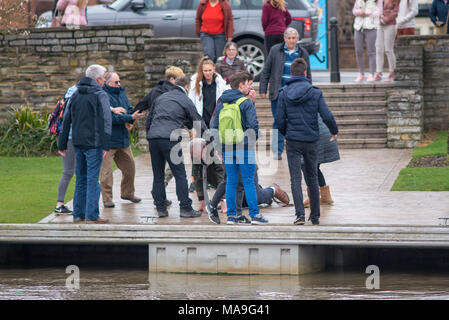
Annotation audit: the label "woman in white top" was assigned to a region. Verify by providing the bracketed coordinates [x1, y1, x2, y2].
[188, 56, 230, 127]
[352, 0, 382, 82]
[396, 0, 419, 36]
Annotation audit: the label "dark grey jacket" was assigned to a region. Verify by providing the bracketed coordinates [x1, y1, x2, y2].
[147, 86, 207, 140]
[58, 77, 112, 151]
[259, 42, 311, 101]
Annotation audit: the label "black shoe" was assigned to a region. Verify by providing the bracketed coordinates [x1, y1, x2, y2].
[157, 208, 169, 218]
[189, 182, 196, 193]
[180, 209, 202, 218]
[294, 215, 305, 225]
[54, 205, 72, 215]
[236, 214, 251, 224]
[207, 204, 220, 224]
[309, 216, 320, 225]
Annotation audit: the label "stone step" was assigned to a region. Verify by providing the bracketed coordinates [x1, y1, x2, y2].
[336, 138, 387, 148]
[338, 128, 387, 139]
[323, 92, 387, 102]
[327, 101, 387, 111]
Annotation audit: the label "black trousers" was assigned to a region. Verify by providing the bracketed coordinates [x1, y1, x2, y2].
[265, 34, 284, 55]
[148, 138, 193, 211]
[286, 140, 320, 219]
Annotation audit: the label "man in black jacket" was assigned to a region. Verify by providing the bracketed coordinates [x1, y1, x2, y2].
[259, 27, 312, 160]
[58, 64, 112, 224]
[276, 58, 338, 226]
[147, 76, 207, 218]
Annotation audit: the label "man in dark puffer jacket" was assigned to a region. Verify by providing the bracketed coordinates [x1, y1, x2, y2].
[58, 64, 112, 224]
[276, 58, 338, 226]
[100, 72, 145, 208]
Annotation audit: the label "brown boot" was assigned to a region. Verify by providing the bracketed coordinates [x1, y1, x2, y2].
[303, 188, 311, 208]
[270, 183, 290, 206]
[320, 185, 334, 205]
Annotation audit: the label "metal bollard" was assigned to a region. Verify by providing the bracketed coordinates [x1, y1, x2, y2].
[329, 17, 340, 83]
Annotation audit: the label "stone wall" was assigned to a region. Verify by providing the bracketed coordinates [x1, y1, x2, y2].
[395, 35, 449, 132]
[0, 24, 202, 121]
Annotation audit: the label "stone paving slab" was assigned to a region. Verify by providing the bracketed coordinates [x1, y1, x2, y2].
[41, 148, 449, 227]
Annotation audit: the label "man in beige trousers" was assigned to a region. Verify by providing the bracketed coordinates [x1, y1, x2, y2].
[100, 72, 145, 208]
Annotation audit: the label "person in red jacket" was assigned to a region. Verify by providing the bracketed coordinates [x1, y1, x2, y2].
[196, 0, 234, 63]
[261, 0, 292, 54]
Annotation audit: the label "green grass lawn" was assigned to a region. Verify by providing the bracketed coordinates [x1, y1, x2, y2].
[0, 157, 76, 223]
[392, 131, 449, 191]
[0, 147, 143, 223]
[391, 167, 449, 191]
[412, 131, 448, 158]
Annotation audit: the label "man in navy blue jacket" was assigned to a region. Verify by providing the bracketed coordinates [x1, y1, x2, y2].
[58, 64, 112, 224]
[100, 72, 145, 208]
[276, 58, 338, 225]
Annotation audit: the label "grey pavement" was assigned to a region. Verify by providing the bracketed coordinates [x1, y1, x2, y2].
[42, 148, 449, 227]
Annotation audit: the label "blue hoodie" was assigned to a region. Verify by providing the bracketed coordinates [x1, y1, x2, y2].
[211, 89, 259, 150]
[275, 76, 338, 142]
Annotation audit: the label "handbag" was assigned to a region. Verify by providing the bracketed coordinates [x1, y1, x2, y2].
[50, 9, 63, 27]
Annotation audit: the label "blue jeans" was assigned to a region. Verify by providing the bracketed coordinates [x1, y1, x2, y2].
[223, 149, 259, 218]
[73, 147, 103, 220]
[271, 98, 284, 156]
[200, 31, 226, 63]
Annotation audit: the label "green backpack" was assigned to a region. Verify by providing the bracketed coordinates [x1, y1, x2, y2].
[218, 96, 247, 145]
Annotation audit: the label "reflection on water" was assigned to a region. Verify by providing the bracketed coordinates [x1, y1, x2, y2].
[1, 268, 449, 300]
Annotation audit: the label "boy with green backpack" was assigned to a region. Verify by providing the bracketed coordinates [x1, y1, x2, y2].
[211, 72, 269, 225]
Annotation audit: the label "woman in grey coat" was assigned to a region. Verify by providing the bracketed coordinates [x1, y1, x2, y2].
[302, 115, 340, 207]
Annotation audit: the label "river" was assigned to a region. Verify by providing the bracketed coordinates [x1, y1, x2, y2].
[0, 268, 449, 300]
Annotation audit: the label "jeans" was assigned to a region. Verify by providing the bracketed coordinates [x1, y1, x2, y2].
[286, 140, 320, 219]
[354, 29, 377, 75]
[376, 24, 397, 73]
[149, 139, 193, 211]
[301, 163, 326, 187]
[271, 98, 284, 155]
[200, 31, 226, 63]
[73, 146, 103, 221]
[265, 34, 284, 55]
[223, 149, 259, 217]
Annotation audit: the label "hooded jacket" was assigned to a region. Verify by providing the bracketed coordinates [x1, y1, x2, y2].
[147, 86, 207, 140]
[103, 84, 134, 149]
[58, 77, 112, 151]
[211, 89, 259, 149]
[275, 76, 338, 142]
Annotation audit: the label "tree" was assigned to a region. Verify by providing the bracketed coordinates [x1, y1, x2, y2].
[0, 0, 36, 33]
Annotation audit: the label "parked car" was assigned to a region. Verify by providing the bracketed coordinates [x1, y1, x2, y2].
[37, 0, 320, 79]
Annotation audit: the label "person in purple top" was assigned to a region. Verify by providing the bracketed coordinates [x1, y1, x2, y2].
[261, 0, 292, 54]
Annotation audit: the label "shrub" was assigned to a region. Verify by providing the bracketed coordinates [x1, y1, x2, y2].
[0, 106, 57, 157]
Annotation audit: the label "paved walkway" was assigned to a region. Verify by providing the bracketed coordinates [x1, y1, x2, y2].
[42, 148, 449, 227]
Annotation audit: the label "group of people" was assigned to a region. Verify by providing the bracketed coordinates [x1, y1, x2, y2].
[53, 0, 342, 225]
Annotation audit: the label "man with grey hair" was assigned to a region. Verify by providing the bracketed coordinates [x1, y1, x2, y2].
[101, 71, 145, 208]
[259, 26, 311, 160]
[58, 64, 112, 224]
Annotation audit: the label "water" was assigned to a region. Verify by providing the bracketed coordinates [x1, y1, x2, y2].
[1, 268, 449, 300]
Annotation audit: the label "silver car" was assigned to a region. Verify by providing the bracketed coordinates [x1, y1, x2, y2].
[38, 0, 320, 79]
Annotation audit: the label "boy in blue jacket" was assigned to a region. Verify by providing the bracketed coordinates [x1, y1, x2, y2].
[212, 72, 268, 225]
[276, 58, 338, 225]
